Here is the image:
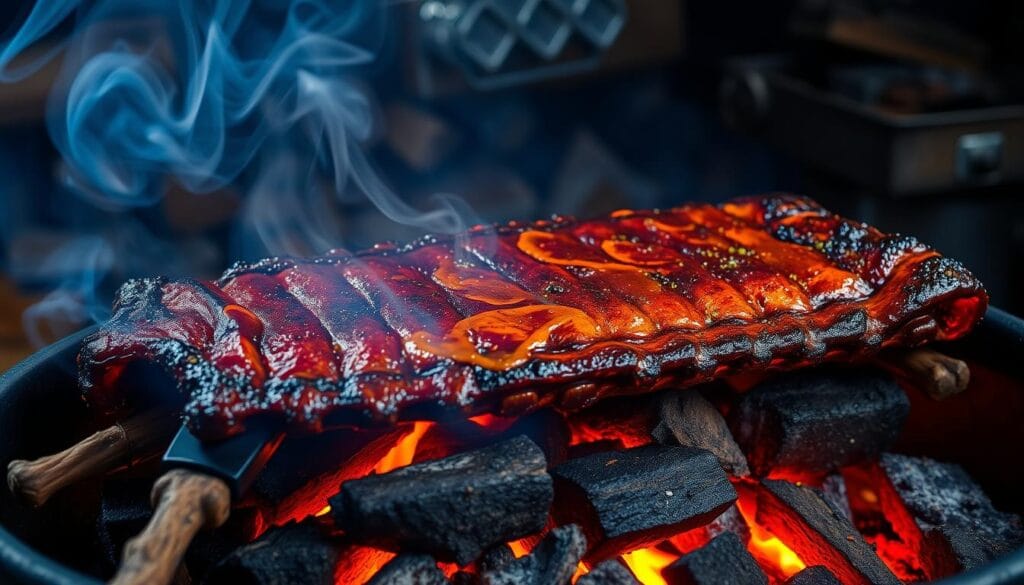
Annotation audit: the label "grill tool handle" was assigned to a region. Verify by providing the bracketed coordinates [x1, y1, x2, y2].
[110, 469, 230, 585]
[108, 423, 283, 585]
[6, 408, 176, 507]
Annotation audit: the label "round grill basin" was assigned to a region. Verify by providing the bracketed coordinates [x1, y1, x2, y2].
[2, 310, 1024, 584]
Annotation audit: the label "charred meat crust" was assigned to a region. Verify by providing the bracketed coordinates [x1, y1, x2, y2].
[78, 194, 988, 439]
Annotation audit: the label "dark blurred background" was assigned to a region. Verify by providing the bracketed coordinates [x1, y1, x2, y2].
[1, 0, 1023, 369]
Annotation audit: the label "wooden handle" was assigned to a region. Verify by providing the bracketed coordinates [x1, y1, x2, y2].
[110, 469, 230, 585]
[8, 424, 130, 507]
[6, 409, 176, 507]
[883, 348, 970, 400]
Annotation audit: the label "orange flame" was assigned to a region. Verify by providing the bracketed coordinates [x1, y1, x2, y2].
[373, 421, 433, 474]
[620, 546, 679, 585]
[736, 496, 806, 578]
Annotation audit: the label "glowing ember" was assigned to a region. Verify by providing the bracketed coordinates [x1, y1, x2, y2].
[508, 539, 531, 558]
[373, 421, 433, 474]
[736, 495, 806, 578]
[334, 547, 395, 585]
[620, 546, 679, 585]
[572, 561, 589, 582]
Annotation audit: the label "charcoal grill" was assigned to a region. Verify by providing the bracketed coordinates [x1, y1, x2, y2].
[1, 308, 1024, 584]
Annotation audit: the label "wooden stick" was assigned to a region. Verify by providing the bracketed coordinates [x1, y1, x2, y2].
[881, 348, 970, 401]
[110, 469, 230, 585]
[6, 408, 176, 507]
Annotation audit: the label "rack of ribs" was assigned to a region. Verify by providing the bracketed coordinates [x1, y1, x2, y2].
[79, 194, 988, 440]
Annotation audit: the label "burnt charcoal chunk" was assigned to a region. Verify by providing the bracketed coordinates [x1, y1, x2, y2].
[366, 554, 449, 585]
[729, 367, 909, 476]
[330, 435, 552, 565]
[651, 391, 749, 476]
[551, 445, 736, 561]
[206, 520, 339, 585]
[577, 560, 639, 585]
[876, 453, 1024, 577]
[480, 524, 586, 585]
[784, 566, 841, 585]
[478, 544, 516, 573]
[819, 475, 852, 523]
[664, 532, 767, 585]
[757, 479, 900, 585]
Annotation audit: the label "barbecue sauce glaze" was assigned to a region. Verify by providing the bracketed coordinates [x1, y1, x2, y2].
[79, 195, 987, 439]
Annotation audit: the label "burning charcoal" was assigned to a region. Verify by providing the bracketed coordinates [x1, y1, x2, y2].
[412, 419, 493, 464]
[669, 504, 750, 553]
[253, 427, 390, 505]
[479, 524, 586, 585]
[366, 554, 449, 585]
[728, 368, 909, 477]
[785, 566, 842, 585]
[329, 436, 552, 565]
[206, 519, 339, 585]
[564, 394, 657, 450]
[756, 479, 900, 585]
[269, 425, 417, 525]
[651, 390, 749, 476]
[663, 532, 767, 585]
[853, 453, 1024, 579]
[551, 445, 736, 561]
[478, 544, 516, 573]
[577, 560, 639, 585]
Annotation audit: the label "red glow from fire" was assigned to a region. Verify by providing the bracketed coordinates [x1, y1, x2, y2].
[736, 494, 807, 579]
[334, 547, 395, 585]
[374, 421, 433, 474]
[467, 413, 516, 432]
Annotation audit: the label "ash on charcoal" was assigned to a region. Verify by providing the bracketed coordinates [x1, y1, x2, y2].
[577, 560, 639, 585]
[567, 439, 625, 459]
[874, 453, 1024, 578]
[728, 367, 909, 477]
[205, 519, 339, 585]
[479, 524, 586, 585]
[551, 445, 736, 561]
[651, 390, 749, 476]
[785, 566, 842, 585]
[478, 544, 515, 573]
[330, 435, 552, 565]
[663, 532, 767, 585]
[757, 479, 900, 585]
[366, 554, 449, 585]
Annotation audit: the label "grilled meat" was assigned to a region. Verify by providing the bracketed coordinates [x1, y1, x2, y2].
[79, 195, 988, 439]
